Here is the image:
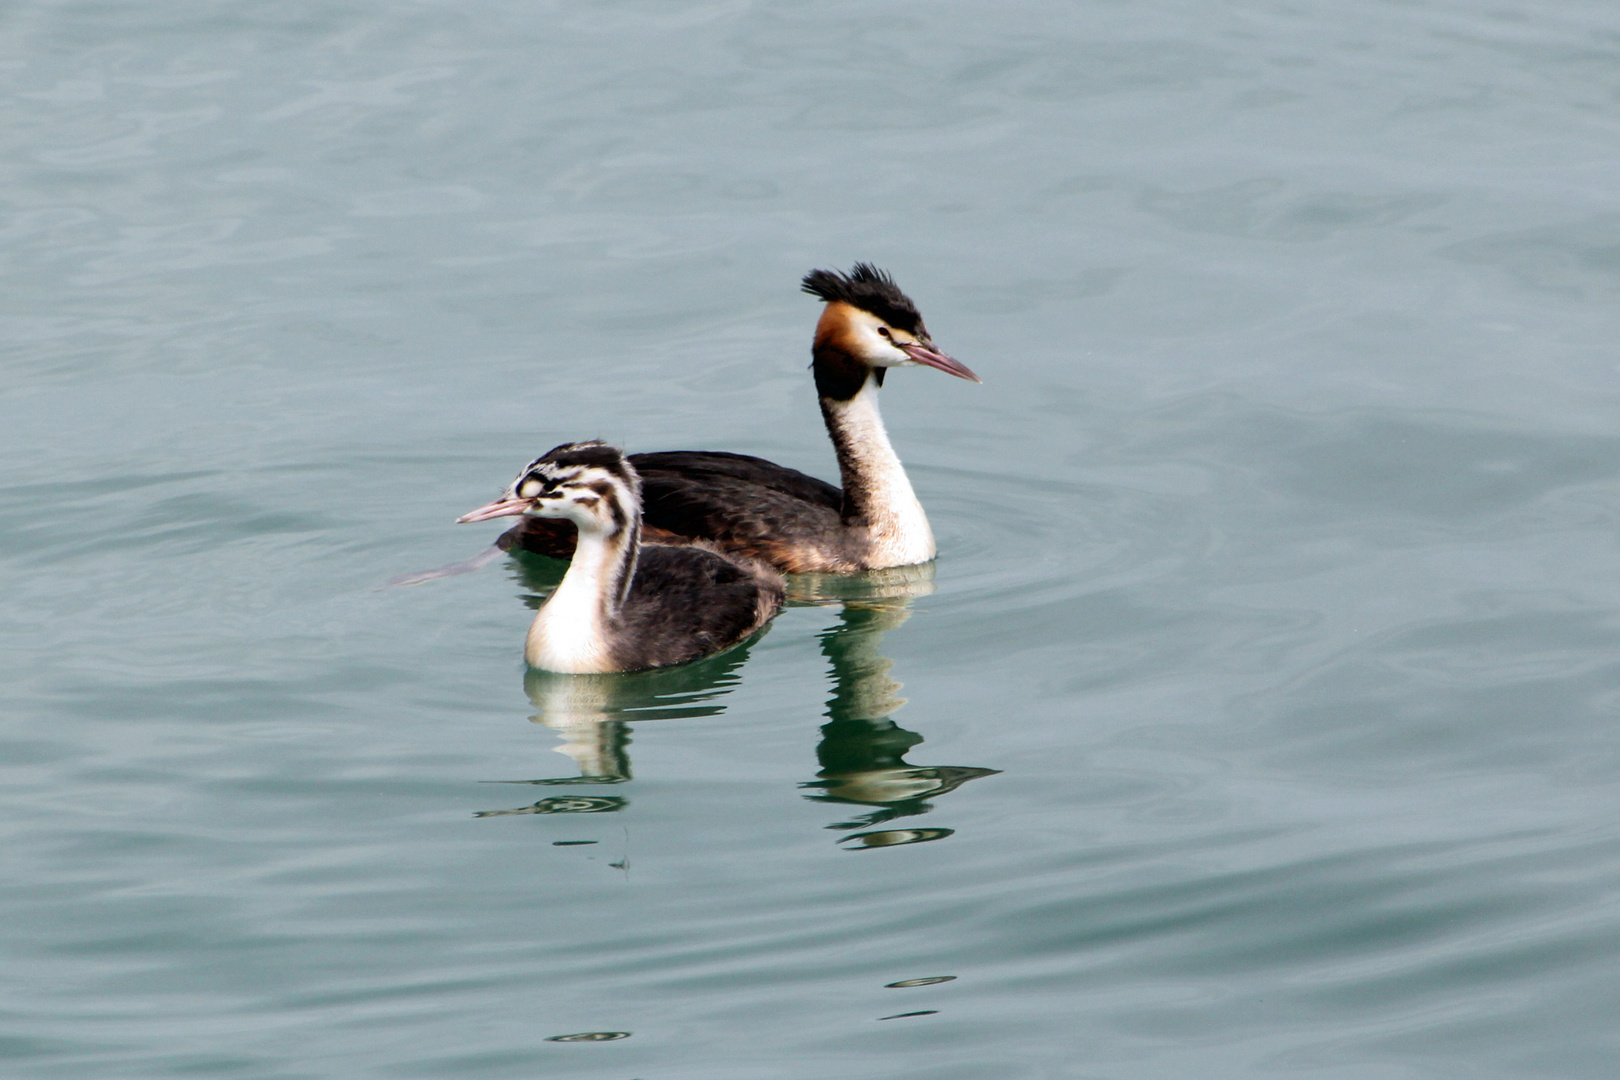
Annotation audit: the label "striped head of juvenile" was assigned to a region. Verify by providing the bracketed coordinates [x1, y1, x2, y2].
[457, 441, 641, 537]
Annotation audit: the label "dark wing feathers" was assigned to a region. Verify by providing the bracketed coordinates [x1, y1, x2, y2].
[499, 450, 852, 573]
[628, 451, 841, 510]
[499, 515, 686, 560]
[498, 517, 574, 559]
[612, 545, 784, 669]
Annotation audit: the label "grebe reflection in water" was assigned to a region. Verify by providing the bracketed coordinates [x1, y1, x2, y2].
[473, 552, 757, 816]
[477, 560, 997, 835]
[795, 565, 1000, 836]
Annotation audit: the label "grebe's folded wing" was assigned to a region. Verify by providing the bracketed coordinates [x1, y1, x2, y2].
[615, 545, 785, 669]
[629, 451, 841, 509]
[633, 470, 848, 572]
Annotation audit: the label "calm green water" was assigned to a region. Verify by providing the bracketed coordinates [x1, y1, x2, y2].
[5, 1, 1620, 1076]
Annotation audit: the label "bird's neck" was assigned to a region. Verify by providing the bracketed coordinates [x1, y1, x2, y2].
[526, 518, 640, 673]
[818, 366, 936, 567]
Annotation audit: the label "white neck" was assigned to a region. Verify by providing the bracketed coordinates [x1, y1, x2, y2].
[823, 376, 936, 567]
[526, 526, 630, 673]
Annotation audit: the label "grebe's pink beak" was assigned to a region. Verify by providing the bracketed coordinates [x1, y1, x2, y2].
[899, 342, 981, 383]
[456, 497, 532, 524]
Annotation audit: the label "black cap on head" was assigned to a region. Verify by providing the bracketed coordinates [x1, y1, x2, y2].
[801, 263, 923, 336]
[537, 440, 625, 470]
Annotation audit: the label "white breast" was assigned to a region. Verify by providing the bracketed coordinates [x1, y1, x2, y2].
[526, 606, 615, 674]
[524, 535, 620, 673]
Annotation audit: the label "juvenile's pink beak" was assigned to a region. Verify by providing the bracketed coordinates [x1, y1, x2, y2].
[900, 342, 981, 383]
[456, 496, 532, 524]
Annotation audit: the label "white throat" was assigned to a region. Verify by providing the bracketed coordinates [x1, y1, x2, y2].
[825, 376, 936, 567]
[526, 527, 625, 673]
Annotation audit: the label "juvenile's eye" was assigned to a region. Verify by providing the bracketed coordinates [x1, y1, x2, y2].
[877, 326, 893, 339]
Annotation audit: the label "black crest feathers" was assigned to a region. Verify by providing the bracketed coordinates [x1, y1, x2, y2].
[521, 440, 639, 494]
[539, 440, 626, 471]
[801, 263, 922, 335]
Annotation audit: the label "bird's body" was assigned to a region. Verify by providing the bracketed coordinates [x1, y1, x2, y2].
[534, 541, 782, 673]
[501, 265, 978, 574]
[460, 443, 783, 673]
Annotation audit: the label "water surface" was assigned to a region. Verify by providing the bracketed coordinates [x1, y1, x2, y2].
[5, 1, 1620, 1077]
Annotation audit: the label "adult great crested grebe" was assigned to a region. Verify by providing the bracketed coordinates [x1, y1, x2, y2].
[459, 442, 784, 673]
[500, 264, 980, 573]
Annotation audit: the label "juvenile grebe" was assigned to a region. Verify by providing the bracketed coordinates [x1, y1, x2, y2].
[459, 442, 784, 673]
[502, 265, 979, 573]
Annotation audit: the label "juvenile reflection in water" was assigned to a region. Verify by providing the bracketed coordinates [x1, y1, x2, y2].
[799, 566, 1000, 837]
[483, 556, 997, 837]
[522, 645, 757, 778]
[474, 555, 762, 814]
[504, 550, 756, 779]
[474, 645, 755, 815]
